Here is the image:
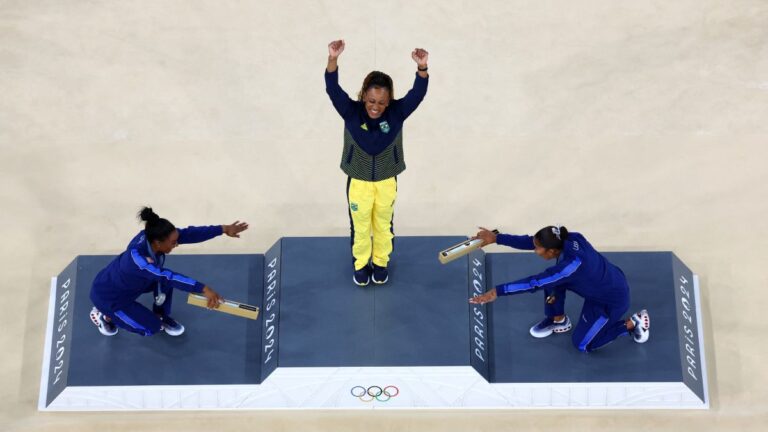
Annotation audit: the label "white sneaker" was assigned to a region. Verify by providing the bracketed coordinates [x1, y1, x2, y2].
[90, 307, 118, 336]
[160, 315, 185, 336]
[529, 316, 572, 338]
[371, 264, 389, 284]
[630, 309, 650, 343]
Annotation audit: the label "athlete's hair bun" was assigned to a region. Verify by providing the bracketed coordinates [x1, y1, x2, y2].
[137, 206, 176, 243]
[138, 206, 160, 224]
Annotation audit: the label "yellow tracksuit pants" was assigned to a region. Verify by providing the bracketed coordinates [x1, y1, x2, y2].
[346, 177, 397, 271]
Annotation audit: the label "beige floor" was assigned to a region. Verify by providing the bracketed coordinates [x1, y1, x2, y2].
[2, 1, 768, 430]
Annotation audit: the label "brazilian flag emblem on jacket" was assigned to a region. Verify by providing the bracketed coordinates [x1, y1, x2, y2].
[350, 202, 358, 212]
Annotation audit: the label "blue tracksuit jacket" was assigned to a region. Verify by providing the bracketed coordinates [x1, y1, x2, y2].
[494, 232, 629, 308]
[90, 226, 223, 312]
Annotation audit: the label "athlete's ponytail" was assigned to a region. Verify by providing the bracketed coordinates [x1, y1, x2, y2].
[535, 225, 569, 250]
[138, 206, 176, 242]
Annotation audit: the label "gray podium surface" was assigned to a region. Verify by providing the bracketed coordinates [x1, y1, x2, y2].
[486, 251, 683, 383]
[65, 254, 264, 387]
[278, 236, 470, 367]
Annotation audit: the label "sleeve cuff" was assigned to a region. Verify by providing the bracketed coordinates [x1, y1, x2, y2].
[194, 282, 206, 293]
[325, 69, 340, 88]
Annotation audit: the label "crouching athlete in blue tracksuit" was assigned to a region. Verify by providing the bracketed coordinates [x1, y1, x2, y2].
[89, 207, 249, 337]
[469, 226, 650, 352]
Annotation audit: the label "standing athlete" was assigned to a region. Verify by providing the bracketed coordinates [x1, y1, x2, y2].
[325, 39, 429, 286]
[469, 226, 650, 352]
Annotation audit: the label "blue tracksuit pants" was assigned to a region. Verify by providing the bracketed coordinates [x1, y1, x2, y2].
[544, 288, 631, 352]
[97, 284, 174, 336]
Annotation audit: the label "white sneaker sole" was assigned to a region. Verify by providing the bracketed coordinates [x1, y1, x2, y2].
[353, 275, 370, 286]
[634, 327, 650, 343]
[530, 320, 572, 338]
[372, 275, 388, 284]
[162, 325, 185, 336]
[530, 328, 554, 338]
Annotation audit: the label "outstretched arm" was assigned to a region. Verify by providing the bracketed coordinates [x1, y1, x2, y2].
[326, 39, 344, 73]
[469, 288, 497, 305]
[177, 221, 248, 244]
[325, 39, 355, 117]
[496, 256, 582, 296]
[222, 221, 249, 238]
[130, 249, 206, 293]
[395, 48, 430, 120]
[176, 225, 223, 244]
[413, 48, 429, 79]
[473, 227, 535, 250]
[497, 234, 535, 250]
[471, 256, 581, 305]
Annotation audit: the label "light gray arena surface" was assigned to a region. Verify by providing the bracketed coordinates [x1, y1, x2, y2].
[2, 1, 767, 430]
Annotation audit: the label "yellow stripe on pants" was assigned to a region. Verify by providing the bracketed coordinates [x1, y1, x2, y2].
[347, 177, 397, 271]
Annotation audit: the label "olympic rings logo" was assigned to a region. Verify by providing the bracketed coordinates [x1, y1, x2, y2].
[350, 385, 399, 402]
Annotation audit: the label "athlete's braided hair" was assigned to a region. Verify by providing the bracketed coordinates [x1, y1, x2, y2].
[357, 71, 394, 101]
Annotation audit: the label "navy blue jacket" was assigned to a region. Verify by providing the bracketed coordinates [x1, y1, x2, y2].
[325, 69, 428, 156]
[90, 226, 223, 311]
[495, 232, 629, 308]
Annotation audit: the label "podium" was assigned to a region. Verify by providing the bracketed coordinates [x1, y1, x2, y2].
[39, 237, 708, 410]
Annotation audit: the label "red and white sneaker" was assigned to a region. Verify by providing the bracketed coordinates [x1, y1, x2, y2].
[90, 307, 118, 336]
[630, 309, 650, 343]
